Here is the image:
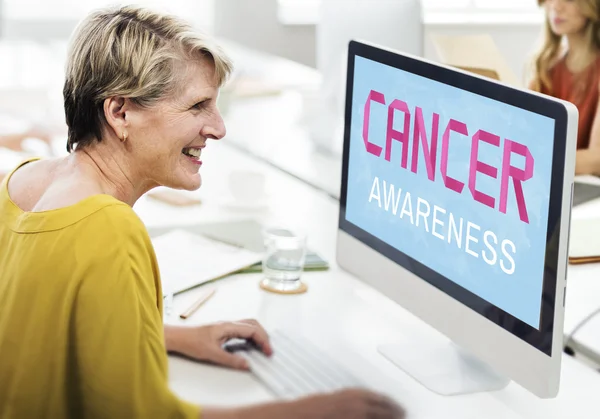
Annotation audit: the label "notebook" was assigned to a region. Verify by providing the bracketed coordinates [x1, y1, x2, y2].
[237, 251, 329, 274]
[568, 217, 600, 265]
[151, 229, 263, 295]
[184, 219, 329, 272]
[147, 219, 330, 275]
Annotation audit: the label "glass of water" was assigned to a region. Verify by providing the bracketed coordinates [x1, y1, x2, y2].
[261, 227, 307, 292]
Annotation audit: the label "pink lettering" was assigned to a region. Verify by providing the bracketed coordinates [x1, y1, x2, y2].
[469, 130, 500, 209]
[411, 107, 439, 181]
[500, 140, 534, 224]
[441, 119, 468, 194]
[362, 92, 534, 223]
[385, 99, 411, 168]
[363, 90, 385, 156]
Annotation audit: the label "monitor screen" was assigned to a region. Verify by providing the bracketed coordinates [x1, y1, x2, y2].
[340, 46, 567, 355]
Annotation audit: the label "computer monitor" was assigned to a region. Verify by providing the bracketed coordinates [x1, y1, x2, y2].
[308, 0, 423, 155]
[337, 40, 577, 398]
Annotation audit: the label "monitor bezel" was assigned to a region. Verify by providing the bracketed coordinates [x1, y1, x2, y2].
[338, 40, 569, 356]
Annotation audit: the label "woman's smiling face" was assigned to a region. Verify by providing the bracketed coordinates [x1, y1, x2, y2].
[123, 58, 226, 191]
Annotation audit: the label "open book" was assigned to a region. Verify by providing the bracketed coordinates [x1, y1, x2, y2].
[151, 229, 263, 295]
[569, 218, 600, 264]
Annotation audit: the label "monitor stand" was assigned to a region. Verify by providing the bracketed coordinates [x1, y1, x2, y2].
[378, 339, 510, 396]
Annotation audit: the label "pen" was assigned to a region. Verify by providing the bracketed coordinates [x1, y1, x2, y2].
[179, 289, 216, 319]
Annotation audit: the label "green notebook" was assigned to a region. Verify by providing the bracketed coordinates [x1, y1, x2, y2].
[238, 251, 329, 274]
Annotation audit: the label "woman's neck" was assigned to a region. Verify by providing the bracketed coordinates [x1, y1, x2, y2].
[67, 144, 153, 207]
[565, 32, 597, 73]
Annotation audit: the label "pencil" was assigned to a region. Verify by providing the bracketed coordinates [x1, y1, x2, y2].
[179, 289, 216, 319]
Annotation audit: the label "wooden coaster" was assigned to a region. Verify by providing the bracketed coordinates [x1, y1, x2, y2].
[259, 279, 308, 295]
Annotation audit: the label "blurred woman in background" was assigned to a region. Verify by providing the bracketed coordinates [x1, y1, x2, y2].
[531, 0, 600, 175]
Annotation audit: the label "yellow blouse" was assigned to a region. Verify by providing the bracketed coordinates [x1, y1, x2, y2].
[0, 159, 199, 419]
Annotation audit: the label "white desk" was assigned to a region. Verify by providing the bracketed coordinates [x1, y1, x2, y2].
[130, 142, 600, 418]
[564, 200, 600, 367]
[571, 313, 600, 366]
[562, 177, 600, 366]
[1, 124, 599, 418]
[164, 270, 600, 419]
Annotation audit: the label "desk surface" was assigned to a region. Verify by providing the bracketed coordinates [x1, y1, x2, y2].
[572, 312, 600, 363]
[165, 269, 600, 419]
[562, 180, 600, 366]
[2, 118, 600, 418]
[130, 142, 600, 418]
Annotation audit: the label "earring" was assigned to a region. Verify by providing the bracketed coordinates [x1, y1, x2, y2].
[121, 131, 128, 143]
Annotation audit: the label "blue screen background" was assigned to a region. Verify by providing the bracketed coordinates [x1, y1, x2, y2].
[345, 56, 556, 329]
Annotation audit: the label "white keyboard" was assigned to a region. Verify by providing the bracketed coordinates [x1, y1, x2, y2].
[227, 330, 364, 400]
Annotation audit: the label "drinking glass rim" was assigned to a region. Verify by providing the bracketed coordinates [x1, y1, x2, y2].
[261, 226, 306, 243]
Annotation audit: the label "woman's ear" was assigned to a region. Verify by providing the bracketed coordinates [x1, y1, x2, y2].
[103, 97, 129, 140]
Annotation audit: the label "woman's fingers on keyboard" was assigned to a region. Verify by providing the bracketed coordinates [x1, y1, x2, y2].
[370, 405, 406, 419]
[370, 400, 406, 419]
[224, 320, 273, 356]
[371, 393, 406, 418]
[210, 349, 250, 371]
[359, 390, 405, 419]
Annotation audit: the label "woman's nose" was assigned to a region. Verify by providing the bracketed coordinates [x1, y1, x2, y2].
[203, 110, 226, 140]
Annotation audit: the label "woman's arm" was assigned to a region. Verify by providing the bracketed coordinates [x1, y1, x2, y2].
[202, 389, 406, 419]
[576, 80, 600, 175]
[72, 207, 201, 418]
[575, 149, 600, 175]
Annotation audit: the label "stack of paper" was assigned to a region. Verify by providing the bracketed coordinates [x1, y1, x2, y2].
[569, 218, 600, 264]
[151, 229, 263, 295]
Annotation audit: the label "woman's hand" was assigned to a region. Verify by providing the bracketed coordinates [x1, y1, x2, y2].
[164, 319, 272, 370]
[202, 389, 406, 419]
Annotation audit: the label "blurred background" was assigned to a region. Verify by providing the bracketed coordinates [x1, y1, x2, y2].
[0, 0, 543, 193]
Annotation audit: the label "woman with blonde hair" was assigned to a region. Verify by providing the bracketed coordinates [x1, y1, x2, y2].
[531, 0, 600, 175]
[0, 5, 404, 419]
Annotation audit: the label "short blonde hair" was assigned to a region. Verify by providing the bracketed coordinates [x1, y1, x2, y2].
[63, 5, 233, 152]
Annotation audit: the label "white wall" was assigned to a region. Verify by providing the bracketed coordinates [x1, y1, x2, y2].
[0, 0, 214, 40]
[213, 0, 316, 68]
[0, 0, 542, 86]
[212, 0, 543, 87]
